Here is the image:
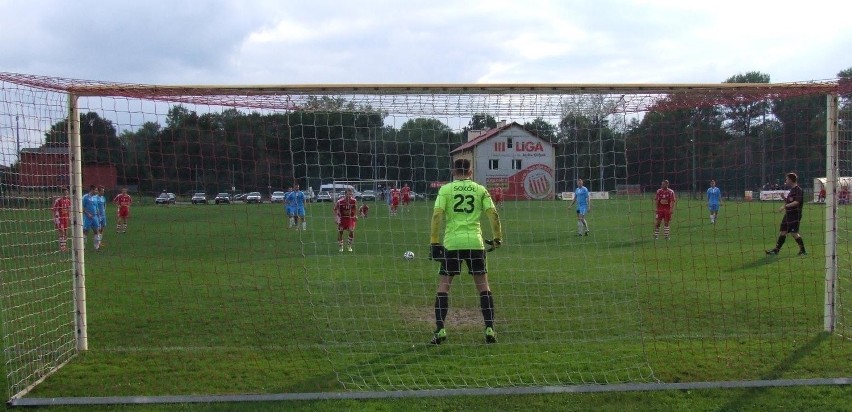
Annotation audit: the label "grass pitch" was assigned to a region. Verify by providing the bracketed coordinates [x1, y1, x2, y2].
[2, 196, 849, 409]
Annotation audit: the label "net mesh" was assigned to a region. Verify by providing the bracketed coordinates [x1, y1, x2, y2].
[0, 72, 849, 400]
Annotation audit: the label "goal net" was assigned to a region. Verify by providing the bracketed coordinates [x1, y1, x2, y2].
[0, 72, 849, 404]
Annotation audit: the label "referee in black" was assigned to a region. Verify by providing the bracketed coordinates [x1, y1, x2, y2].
[766, 172, 807, 256]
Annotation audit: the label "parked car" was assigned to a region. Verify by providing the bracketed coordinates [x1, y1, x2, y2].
[245, 192, 263, 204]
[191, 192, 207, 204]
[232, 193, 248, 202]
[155, 192, 176, 205]
[358, 190, 377, 201]
[409, 191, 427, 201]
[315, 190, 334, 202]
[214, 193, 231, 204]
[270, 191, 287, 203]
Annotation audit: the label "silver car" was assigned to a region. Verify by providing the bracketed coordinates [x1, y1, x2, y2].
[245, 192, 263, 204]
[191, 192, 207, 204]
[155, 192, 176, 205]
[358, 190, 377, 201]
[270, 191, 287, 203]
[315, 191, 334, 202]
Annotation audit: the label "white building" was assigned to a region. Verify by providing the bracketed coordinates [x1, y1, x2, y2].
[451, 121, 555, 200]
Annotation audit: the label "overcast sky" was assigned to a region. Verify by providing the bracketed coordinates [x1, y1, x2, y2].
[1, 0, 850, 85]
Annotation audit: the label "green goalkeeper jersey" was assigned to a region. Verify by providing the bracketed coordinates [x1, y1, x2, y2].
[433, 178, 496, 250]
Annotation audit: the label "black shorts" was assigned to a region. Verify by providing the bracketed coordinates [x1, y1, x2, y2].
[439, 249, 487, 276]
[780, 215, 801, 233]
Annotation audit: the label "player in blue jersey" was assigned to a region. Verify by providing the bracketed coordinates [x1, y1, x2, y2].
[284, 186, 295, 228]
[570, 178, 591, 236]
[96, 186, 107, 248]
[81, 185, 102, 251]
[290, 183, 307, 230]
[706, 180, 722, 224]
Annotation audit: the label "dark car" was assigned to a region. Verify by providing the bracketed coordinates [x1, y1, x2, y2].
[214, 193, 231, 204]
[232, 193, 248, 202]
[155, 192, 176, 205]
[358, 190, 377, 201]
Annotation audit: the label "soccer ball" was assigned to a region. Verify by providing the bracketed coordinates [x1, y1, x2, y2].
[403, 251, 415, 260]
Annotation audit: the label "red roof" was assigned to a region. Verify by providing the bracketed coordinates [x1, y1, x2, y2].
[451, 122, 550, 154]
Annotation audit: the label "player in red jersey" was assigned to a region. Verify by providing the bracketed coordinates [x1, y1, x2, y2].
[113, 187, 133, 233]
[492, 186, 504, 208]
[654, 179, 676, 240]
[359, 203, 369, 218]
[390, 186, 401, 216]
[401, 183, 412, 210]
[52, 187, 72, 251]
[334, 188, 358, 252]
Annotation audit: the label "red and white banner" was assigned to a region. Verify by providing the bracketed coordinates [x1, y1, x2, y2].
[759, 190, 789, 201]
[506, 164, 555, 200]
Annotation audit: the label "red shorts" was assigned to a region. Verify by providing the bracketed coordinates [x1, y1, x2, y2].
[402, 195, 411, 204]
[55, 217, 69, 231]
[118, 207, 130, 218]
[655, 209, 672, 221]
[338, 218, 356, 231]
[391, 199, 399, 207]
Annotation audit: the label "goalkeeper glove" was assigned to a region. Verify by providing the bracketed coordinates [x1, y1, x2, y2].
[484, 238, 502, 252]
[429, 243, 445, 260]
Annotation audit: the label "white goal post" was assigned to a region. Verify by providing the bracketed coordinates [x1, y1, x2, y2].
[0, 72, 848, 405]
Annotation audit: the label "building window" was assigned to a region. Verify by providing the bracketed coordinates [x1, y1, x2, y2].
[489, 159, 499, 170]
[507, 138, 513, 149]
[512, 159, 522, 170]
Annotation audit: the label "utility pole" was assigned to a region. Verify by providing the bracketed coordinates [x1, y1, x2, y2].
[688, 112, 698, 199]
[16, 115, 20, 159]
[598, 115, 604, 192]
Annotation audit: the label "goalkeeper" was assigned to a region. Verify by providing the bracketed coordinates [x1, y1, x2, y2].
[428, 158, 503, 345]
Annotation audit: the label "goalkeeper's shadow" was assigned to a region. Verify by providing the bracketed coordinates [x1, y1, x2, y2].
[282, 342, 472, 392]
[731, 255, 786, 272]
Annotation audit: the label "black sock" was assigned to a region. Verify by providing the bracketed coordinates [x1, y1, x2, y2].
[435, 292, 448, 330]
[776, 235, 786, 250]
[795, 237, 805, 252]
[479, 291, 494, 328]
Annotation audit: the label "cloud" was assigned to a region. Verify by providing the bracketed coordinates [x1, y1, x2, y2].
[0, 0, 850, 85]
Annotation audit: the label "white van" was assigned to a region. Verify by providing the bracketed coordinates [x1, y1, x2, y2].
[319, 183, 357, 192]
[317, 183, 359, 201]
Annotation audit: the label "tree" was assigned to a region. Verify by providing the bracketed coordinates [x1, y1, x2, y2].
[625, 93, 729, 193]
[467, 113, 497, 130]
[523, 117, 557, 143]
[771, 92, 825, 179]
[838, 67, 852, 176]
[45, 112, 125, 166]
[398, 118, 455, 189]
[721, 72, 772, 187]
[118, 121, 159, 188]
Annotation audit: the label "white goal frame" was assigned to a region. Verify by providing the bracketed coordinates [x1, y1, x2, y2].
[0, 73, 846, 405]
